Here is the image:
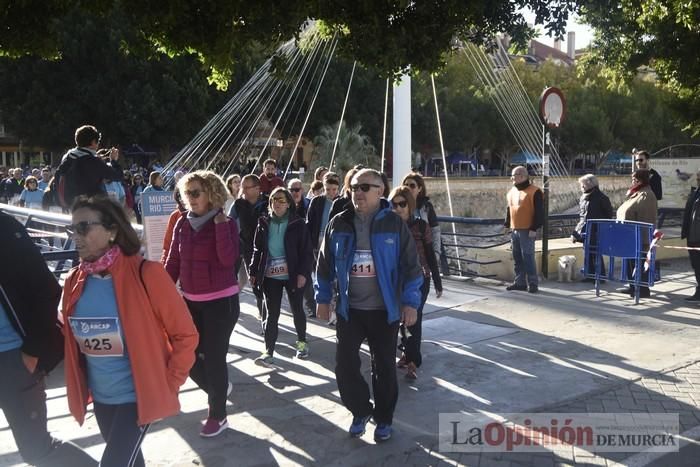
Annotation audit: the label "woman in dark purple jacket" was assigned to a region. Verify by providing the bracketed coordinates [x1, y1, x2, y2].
[164, 170, 240, 438]
[250, 187, 313, 365]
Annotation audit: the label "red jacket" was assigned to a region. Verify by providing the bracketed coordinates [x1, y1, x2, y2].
[62, 254, 198, 426]
[259, 174, 284, 195]
[161, 209, 183, 263]
[164, 214, 239, 294]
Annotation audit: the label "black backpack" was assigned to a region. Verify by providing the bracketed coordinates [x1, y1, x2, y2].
[49, 152, 87, 209]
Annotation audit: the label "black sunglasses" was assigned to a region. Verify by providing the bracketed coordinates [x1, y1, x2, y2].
[635, 159, 645, 163]
[392, 201, 408, 208]
[184, 189, 205, 199]
[289, 187, 302, 193]
[66, 221, 107, 236]
[405, 182, 418, 189]
[350, 183, 381, 193]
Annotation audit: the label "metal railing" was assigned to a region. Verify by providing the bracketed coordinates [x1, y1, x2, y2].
[0, 203, 143, 277]
[436, 207, 683, 278]
[1, 202, 684, 280]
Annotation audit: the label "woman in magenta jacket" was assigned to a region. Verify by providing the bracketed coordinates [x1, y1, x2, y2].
[164, 170, 240, 438]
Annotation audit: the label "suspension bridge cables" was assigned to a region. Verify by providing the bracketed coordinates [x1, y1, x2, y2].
[430, 74, 462, 274]
[329, 61, 357, 171]
[380, 78, 390, 173]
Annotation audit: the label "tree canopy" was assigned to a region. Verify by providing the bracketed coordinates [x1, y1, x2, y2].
[580, 0, 700, 135]
[0, 0, 579, 87]
[0, 7, 264, 154]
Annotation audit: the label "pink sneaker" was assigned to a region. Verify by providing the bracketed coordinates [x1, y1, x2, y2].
[200, 417, 228, 437]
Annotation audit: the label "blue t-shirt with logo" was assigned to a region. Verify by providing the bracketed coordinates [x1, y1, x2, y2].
[69, 275, 136, 404]
[0, 301, 22, 353]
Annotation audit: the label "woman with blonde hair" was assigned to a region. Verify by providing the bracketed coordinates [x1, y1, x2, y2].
[165, 170, 241, 437]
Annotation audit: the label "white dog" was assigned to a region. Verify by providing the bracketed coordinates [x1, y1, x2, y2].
[557, 255, 577, 282]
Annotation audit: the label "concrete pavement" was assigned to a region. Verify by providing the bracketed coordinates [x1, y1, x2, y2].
[2, 257, 700, 466]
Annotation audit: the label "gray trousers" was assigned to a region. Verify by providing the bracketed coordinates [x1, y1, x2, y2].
[0, 348, 96, 467]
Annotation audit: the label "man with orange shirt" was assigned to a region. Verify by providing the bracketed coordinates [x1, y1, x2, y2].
[504, 166, 544, 293]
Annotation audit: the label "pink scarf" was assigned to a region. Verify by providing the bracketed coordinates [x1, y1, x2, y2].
[78, 245, 121, 274]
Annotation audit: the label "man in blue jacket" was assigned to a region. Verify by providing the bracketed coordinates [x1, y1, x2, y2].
[315, 168, 423, 443]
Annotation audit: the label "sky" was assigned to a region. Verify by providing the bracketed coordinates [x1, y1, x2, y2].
[523, 11, 594, 50]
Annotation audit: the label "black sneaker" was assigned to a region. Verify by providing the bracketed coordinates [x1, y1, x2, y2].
[685, 295, 700, 302]
[528, 285, 538, 294]
[506, 284, 527, 291]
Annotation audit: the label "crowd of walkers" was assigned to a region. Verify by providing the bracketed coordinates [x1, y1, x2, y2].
[0, 125, 448, 466]
[3, 125, 700, 465]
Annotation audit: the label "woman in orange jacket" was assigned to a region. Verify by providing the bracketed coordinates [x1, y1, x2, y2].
[62, 195, 198, 467]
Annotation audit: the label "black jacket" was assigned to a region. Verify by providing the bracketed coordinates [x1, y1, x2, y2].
[228, 195, 268, 259]
[58, 147, 123, 207]
[306, 195, 338, 249]
[682, 187, 700, 246]
[573, 187, 614, 240]
[0, 213, 63, 373]
[329, 191, 352, 221]
[649, 168, 663, 201]
[2, 177, 24, 200]
[250, 213, 313, 290]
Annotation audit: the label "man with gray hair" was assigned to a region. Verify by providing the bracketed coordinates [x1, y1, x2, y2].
[572, 174, 613, 279]
[316, 168, 423, 442]
[504, 166, 543, 293]
[287, 178, 309, 218]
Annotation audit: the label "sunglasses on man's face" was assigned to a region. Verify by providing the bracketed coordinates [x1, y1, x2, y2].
[392, 200, 408, 208]
[350, 183, 381, 193]
[65, 221, 106, 237]
[635, 159, 645, 163]
[184, 189, 205, 199]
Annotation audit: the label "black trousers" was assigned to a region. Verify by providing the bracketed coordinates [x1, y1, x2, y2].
[303, 249, 319, 311]
[335, 309, 400, 425]
[0, 348, 96, 467]
[93, 402, 150, 467]
[262, 278, 306, 355]
[400, 278, 430, 368]
[690, 249, 700, 290]
[186, 294, 240, 420]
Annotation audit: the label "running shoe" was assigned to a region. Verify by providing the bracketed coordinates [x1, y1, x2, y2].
[295, 341, 309, 359]
[349, 415, 372, 438]
[255, 352, 274, 366]
[374, 423, 393, 442]
[200, 417, 228, 437]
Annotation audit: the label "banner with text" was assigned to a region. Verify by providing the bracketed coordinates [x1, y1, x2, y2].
[142, 191, 177, 261]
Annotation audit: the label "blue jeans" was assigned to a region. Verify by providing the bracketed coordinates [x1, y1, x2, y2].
[512, 229, 538, 286]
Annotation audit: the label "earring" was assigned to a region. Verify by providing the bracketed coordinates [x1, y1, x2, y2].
[109, 236, 116, 244]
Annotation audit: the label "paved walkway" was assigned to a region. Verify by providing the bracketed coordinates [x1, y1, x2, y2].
[2, 258, 700, 466]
